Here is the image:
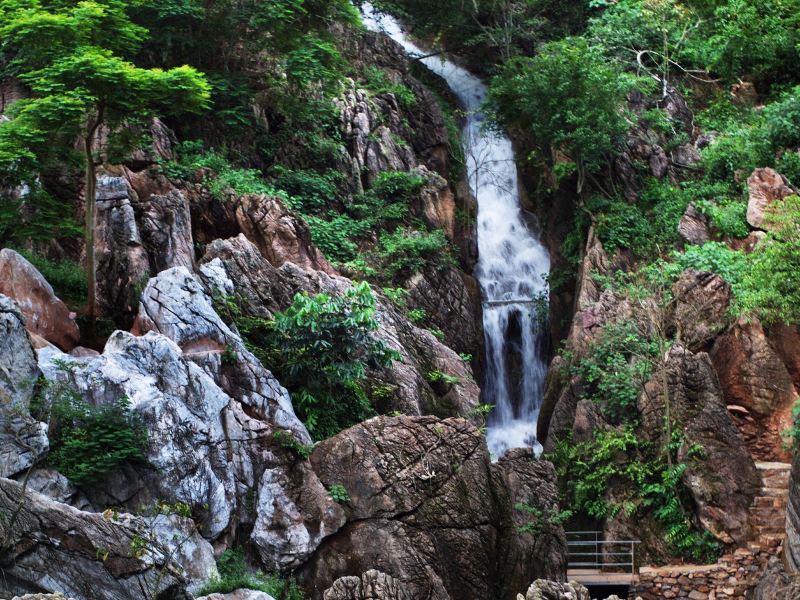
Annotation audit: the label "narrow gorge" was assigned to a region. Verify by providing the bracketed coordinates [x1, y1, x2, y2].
[2, 1, 800, 600]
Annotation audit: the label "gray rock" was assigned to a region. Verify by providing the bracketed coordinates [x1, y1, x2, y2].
[786, 453, 800, 572]
[323, 570, 411, 600]
[94, 173, 151, 322]
[196, 590, 276, 600]
[518, 579, 590, 600]
[134, 190, 195, 274]
[0, 295, 48, 478]
[673, 270, 731, 351]
[677, 203, 711, 245]
[0, 477, 213, 600]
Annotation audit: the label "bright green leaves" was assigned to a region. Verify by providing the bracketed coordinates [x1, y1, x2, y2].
[488, 37, 641, 191]
[230, 283, 399, 440]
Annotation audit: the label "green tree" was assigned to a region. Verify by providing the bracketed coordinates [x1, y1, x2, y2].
[488, 37, 639, 192]
[0, 0, 209, 322]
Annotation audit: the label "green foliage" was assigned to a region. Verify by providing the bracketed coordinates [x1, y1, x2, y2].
[694, 198, 749, 238]
[514, 501, 572, 536]
[273, 430, 313, 460]
[234, 283, 398, 440]
[0, 188, 82, 247]
[305, 213, 367, 263]
[782, 399, 800, 453]
[738, 196, 800, 324]
[569, 321, 661, 424]
[378, 229, 452, 280]
[488, 37, 641, 190]
[45, 385, 147, 486]
[271, 166, 342, 214]
[427, 370, 461, 385]
[550, 430, 720, 562]
[199, 548, 303, 599]
[328, 483, 350, 504]
[362, 66, 416, 108]
[160, 142, 283, 201]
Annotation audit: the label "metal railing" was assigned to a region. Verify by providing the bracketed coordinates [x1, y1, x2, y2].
[566, 531, 640, 575]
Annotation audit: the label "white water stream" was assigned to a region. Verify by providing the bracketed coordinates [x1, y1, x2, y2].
[361, 4, 551, 457]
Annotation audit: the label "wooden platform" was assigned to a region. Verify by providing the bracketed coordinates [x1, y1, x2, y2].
[567, 569, 639, 585]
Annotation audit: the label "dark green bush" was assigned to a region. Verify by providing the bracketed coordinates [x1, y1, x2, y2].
[378, 228, 452, 280]
[198, 549, 303, 599]
[47, 386, 148, 486]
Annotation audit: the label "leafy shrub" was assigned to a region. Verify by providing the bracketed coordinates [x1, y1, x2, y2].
[304, 213, 367, 263]
[695, 198, 749, 238]
[160, 142, 283, 202]
[199, 549, 303, 599]
[235, 283, 398, 440]
[362, 66, 416, 108]
[550, 430, 720, 562]
[378, 229, 452, 280]
[271, 166, 342, 214]
[328, 484, 350, 504]
[738, 195, 800, 324]
[273, 430, 313, 460]
[47, 385, 148, 486]
[569, 321, 660, 424]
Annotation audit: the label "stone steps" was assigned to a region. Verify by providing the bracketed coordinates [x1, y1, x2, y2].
[745, 462, 792, 552]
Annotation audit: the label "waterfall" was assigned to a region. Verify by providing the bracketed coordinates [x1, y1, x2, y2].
[361, 4, 551, 457]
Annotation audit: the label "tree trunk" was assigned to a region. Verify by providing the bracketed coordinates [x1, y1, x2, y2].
[83, 106, 103, 337]
[84, 142, 97, 321]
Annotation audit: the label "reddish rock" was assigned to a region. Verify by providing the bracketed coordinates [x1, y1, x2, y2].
[234, 194, 334, 274]
[747, 168, 796, 230]
[0, 248, 80, 350]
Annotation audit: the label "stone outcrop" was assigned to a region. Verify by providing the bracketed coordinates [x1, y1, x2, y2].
[197, 591, 277, 600]
[0, 295, 48, 478]
[678, 203, 711, 246]
[0, 477, 216, 599]
[300, 415, 566, 600]
[786, 453, 800, 572]
[637, 346, 760, 545]
[0, 249, 80, 350]
[38, 267, 344, 571]
[199, 235, 481, 420]
[323, 570, 410, 600]
[710, 317, 797, 461]
[94, 173, 152, 322]
[752, 559, 800, 600]
[517, 580, 590, 600]
[673, 270, 731, 351]
[747, 168, 796, 230]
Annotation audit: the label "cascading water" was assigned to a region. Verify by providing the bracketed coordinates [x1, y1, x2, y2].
[361, 4, 551, 457]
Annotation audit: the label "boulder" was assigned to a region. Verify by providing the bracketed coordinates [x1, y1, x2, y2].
[134, 190, 195, 273]
[673, 270, 731, 351]
[234, 194, 333, 274]
[710, 317, 797, 461]
[0, 295, 48, 478]
[0, 249, 80, 350]
[677, 203, 711, 246]
[300, 416, 566, 600]
[747, 168, 796, 229]
[94, 173, 151, 322]
[0, 477, 215, 600]
[323, 570, 410, 600]
[752, 558, 800, 600]
[335, 83, 417, 192]
[404, 264, 483, 359]
[637, 346, 760, 544]
[134, 266, 307, 439]
[197, 591, 276, 600]
[199, 235, 480, 420]
[43, 270, 344, 570]
[517, 580, 590, 600]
